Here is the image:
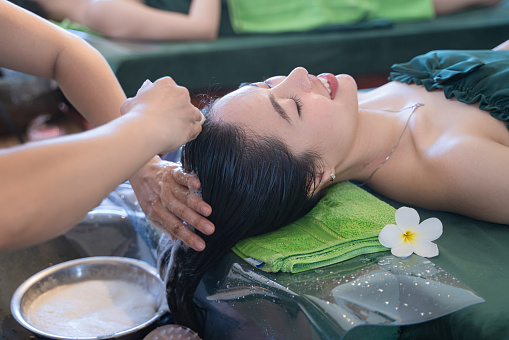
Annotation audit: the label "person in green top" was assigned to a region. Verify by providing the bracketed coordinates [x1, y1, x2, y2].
[6, 0, 501, 40]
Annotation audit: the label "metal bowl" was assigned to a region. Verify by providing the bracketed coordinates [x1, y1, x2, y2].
[10, 256, 168, 340]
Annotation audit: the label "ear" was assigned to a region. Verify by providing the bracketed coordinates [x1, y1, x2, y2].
[311, 169, 335, 193]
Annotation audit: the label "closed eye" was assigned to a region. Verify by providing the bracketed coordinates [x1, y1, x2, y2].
[240, 81, 299, 122]
[290, 95, 303, 117]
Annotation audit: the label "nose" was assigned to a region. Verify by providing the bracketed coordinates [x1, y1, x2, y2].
[288, 67, 308, 77]
[276, 67, 311, 92]
[287, 67, 310, 82]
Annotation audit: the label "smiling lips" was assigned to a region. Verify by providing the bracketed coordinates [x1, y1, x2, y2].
[317, 73, 338, 100]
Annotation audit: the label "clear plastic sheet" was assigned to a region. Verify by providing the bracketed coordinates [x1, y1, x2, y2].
[197, 251, 484, 339]
[69, 184, 484, 339]
[64, 182, 159, 266]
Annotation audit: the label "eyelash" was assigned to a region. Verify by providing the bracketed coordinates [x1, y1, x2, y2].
[290, 95, 303, 117]
[264, 81, 302, 116]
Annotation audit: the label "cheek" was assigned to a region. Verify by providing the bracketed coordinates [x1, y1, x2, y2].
[314, 102, 338, 131]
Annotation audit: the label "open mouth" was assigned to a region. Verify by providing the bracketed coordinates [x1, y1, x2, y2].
[317, 73, 338, 99]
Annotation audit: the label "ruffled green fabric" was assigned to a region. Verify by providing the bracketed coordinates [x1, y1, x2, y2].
[389, 50, 509, 129]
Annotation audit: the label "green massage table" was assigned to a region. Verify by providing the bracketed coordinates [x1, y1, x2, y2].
[0, 184, 507, 339]
[78, 1, 509, 96]
[192, 190, 509, 340]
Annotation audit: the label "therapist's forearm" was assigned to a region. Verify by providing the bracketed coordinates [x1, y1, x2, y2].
[0, 2, 125, 127]
[0, 114, 162, 251]
[53, 35, 126, 126]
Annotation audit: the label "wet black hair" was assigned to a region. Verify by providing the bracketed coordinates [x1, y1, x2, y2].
[7, 0, 49, 18]
[158, 105, 324, 335]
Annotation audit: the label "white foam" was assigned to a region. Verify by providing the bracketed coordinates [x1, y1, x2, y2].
[26, 280, 158, 337]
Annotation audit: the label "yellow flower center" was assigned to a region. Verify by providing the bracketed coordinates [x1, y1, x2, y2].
[402, 230, 414, 242]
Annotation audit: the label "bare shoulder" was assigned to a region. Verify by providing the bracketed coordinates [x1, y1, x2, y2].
[420, 136, 509, 224]
[370, 135, 509, 224]
[365, 82, 509, 224]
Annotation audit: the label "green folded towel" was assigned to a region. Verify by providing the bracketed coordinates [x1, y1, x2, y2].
[226, 0, 435, 34]
[232, 181, 395, 273]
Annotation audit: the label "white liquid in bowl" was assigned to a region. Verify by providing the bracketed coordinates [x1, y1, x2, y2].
[26, 279, 158, 337]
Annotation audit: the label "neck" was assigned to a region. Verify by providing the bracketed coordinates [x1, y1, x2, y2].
[332, 98, 422, 185]
[359, 103, 423, 185]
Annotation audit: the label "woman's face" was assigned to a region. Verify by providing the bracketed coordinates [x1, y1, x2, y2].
[212, 67, 359, 168]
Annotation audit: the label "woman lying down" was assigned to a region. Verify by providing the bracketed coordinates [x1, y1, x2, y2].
[158, 41, 509, 335]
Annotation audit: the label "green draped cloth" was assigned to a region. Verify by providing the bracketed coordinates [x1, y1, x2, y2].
[389, 50, 509, 129]
[226, 0, 435, 34]
[232, 182, 395, 273]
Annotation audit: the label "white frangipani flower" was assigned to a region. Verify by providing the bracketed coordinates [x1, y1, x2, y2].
[378, 207, 443, 258]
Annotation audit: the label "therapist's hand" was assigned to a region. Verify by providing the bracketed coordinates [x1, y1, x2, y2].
[121, 77, 204, 154]
[130, 157, 214, 251]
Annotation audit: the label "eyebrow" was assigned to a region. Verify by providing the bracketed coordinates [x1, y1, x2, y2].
[269, 93, 291, 123]
[241, 83, 291, 123]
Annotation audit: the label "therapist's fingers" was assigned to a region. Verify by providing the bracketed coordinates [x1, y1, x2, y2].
[138, 79, 153, 93]
[158, 171, 215, 236]
[147, 212, 206, 251]
[130, 159, 209, 251]
[172, 167, 204, 197]
[122, 77, 204, 154]
[160, 186, 214, 235]
[132, 159, 215, 251]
